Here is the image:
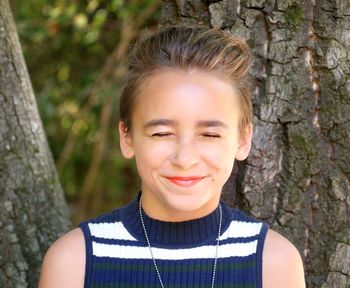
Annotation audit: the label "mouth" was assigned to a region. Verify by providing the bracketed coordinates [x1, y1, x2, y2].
[165, 176, 205, 187]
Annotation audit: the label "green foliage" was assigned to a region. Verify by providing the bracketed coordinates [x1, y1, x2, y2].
[12, 0, 160, 222]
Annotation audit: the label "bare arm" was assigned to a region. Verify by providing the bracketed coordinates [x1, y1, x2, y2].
[38, 228, 85, 288]
[263, 229, 306, 288]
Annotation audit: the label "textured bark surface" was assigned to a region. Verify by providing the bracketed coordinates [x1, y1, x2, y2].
[0, 0, 71, 287]
[160, 1, 350, 287]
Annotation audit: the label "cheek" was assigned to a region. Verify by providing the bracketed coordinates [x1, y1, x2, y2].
[201, 141, 236, 166]
[133, 140, 174, 174]
[200, 142, 236, 183]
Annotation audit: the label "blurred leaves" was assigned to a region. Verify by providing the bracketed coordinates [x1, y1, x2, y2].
[12, 0, 161, 223]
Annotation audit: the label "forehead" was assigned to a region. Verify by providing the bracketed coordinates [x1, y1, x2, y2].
[132, 69, 240, 121]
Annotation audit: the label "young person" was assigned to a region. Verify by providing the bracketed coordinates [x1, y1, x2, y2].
[39, 25, 305, 288]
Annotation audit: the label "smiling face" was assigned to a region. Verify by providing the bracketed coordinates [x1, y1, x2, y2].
[119, 69, 252, 221]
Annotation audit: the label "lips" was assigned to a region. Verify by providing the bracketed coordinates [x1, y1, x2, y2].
[165, 176, 205, 187]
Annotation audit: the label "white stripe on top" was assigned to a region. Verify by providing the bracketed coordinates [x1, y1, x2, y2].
[88, 220, 263, 242]
[92, 240, 258, 259]
[219, 221, 262, 240]
[88, 222, 137, 241]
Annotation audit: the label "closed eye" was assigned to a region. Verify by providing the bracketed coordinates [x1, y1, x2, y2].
[151, 132, 173, 137]
[202, 133, 221, 138]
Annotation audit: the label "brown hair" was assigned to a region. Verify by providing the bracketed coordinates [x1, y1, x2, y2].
[119, 25, 252, 139]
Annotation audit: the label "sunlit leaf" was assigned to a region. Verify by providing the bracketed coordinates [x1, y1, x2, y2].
[73, 13, 88, 29]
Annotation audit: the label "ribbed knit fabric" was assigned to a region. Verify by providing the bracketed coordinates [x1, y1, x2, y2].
[79, 193, 269, 288]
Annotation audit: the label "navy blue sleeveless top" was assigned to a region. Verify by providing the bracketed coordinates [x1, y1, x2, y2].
[79, 193, 269, 287]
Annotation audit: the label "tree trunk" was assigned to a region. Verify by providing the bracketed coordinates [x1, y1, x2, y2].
[160, 1, 350, 287]
[0, 0, 71, 287]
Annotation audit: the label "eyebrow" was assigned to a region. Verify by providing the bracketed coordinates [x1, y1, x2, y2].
[143, 119, 177, 129]
[197, 120, 228, 128]
[143, 119, 228, 129]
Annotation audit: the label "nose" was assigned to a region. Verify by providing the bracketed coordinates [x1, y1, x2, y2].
[171, 139, 200, 170]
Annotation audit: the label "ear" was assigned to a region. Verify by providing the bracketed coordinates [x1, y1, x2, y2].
[235, 123, 253, 161]
[118, 121, 135, 159]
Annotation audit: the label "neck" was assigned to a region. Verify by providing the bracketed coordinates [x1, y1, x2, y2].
[140, 192, 220, 222]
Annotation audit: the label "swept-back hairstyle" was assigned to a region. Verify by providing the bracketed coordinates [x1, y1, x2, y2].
[119, 25, 252, 139]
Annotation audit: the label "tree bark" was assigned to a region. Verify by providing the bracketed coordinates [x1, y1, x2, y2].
[160, 1, 350, 287]
[0, 0, 71, 287]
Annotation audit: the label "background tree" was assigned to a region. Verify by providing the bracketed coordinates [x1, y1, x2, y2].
[0, 0, 70, 286]
[160, 0, 350, 287]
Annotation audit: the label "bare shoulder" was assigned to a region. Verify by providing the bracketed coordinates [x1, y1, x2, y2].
[39, 228, 85, 288]
[263, 229, 306, 288]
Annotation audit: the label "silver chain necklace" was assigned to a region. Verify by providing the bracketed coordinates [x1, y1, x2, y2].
[138, 198, 223, 288]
